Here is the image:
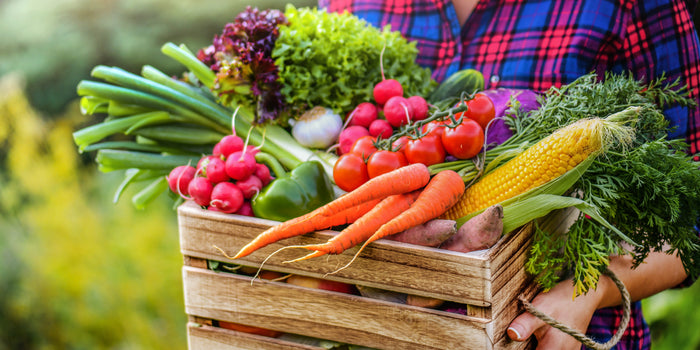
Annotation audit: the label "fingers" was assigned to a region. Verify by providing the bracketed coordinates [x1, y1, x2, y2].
[507, 309, 546, 342]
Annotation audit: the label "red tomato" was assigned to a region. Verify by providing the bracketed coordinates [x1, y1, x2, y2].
[441, 119, 485, 159]
[466, 93, 496, 130]
[421, 120, 448, 139]
[391, 135, 409, 154]
[333, 153, 369, 192]
[404, 135, 446, 166]
[367, 150, 408, 178]
[455, 93, 496, 130]
[350, 135, 378, 159]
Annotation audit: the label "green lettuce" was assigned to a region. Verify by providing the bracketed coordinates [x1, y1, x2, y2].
[273, 5, 436, 114]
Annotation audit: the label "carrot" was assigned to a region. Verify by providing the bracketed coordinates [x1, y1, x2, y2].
[328, 170, 465, 274]
[229, 198, 380, 260]
[314, 163, 430, 218]
[286, 191, 421, 263]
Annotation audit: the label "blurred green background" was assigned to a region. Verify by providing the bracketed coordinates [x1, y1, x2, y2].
[0, 0, 697, 349]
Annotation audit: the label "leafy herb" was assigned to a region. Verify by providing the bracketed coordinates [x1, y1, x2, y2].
[521, 72, 700, 295]
[273, 5, 436, 114]
[197, 7, 289, 124]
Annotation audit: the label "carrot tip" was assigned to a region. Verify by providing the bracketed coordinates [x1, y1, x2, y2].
[284, 250, 327, 263]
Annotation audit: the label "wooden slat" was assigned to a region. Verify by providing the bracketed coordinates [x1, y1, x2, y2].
[183, 266, 495, 350]
[188, 323, 325, 350]
[178, 202, 526, 305]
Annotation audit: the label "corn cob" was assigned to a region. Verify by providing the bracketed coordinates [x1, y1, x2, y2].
[442, 109, 637, 220]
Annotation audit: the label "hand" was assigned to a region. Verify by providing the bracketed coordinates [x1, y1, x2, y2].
[507, 278, 606, 349]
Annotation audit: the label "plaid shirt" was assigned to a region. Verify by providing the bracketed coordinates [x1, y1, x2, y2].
[319, 1, 700, 349]
[319, 0, 700, 159]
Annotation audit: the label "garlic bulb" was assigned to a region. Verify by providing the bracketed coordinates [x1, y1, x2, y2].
[291, 106, 343, 149]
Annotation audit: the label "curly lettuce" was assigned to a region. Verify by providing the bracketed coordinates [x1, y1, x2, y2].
[273, 5, 436, 115]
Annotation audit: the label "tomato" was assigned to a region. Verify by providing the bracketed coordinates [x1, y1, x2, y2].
[350, 135, 378, 159]
[333, 153, 369, 192]
[391, 135, 409, 154]
[467, 93, 496, 130]
[441, 119, 484, 159]
[367, 150, 408, 178]
[404, 135, 446, 166]
[421, 120, 448, 139]
[455, 93, 496, 130]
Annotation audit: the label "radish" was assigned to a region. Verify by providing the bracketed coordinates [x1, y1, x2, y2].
[368, 119, 393, 139]
[209, 182, 244, 213]
[218, 134, 244, 157]
[188, 177, 214, 207]
[373, 79, 403, 105]
[235, 201, 254, 217]
[212, 143, 223, 157]
[337, 125, 370, 154]
[348, 102, 378, 128]
[383, 96, 414, 127]
[196, 155, 218, 176]
[225, 150, 257, 180]
[236, 174, 263, 199]
[407, 96, 429, 120]
[254, 163, 274, 186]
[167, 165, 196, 196]
[206, 157, 229, 183]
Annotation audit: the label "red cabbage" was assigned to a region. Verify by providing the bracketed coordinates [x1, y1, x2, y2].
[480, 89, 541, 146]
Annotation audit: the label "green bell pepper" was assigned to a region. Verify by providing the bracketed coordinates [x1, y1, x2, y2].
[252, 152, 335, 222]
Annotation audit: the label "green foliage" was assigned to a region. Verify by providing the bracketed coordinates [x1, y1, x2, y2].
[0, 0, 316, 115]
[0, 75, 186, 349]
[273, 5, 436, 114]
[643, 281, 700, 349]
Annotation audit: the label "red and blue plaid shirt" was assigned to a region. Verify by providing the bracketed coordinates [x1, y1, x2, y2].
[320, 0, 700, 349]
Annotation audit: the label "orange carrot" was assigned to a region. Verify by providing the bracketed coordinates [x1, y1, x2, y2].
[230, 198, 380, 259]
[287, 191, 421, 262]
[314, 163, 430, 218]
[328, 170, 465, 274]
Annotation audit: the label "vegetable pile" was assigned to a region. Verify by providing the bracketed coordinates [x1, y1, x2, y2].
[72, 5, 700, 298]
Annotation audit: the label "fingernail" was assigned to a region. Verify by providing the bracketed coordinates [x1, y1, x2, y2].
[507, 326, 522, 341]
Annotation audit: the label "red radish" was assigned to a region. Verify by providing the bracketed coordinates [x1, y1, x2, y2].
[209, 182, 244, 213]
[218, 134, 244, 157]
[348, 102, 378, 128]
[373, 79, 403, 105]
[212, 143, 223, 157]
[188, 177, 214, 207]
[407, 96, 429, 120]
[383, 96, 414, 127]
[167, 165, 196, 196]
[206, 157, 229, 183]
[225, 151, 257, 180]
[254, 163, 274, 186]
[236, 175, 263, 199]
[338, 125, 370, 155]
[368, 119, 393, 138]
[196, 155, 218, 175]
[235, 201, 254, 217]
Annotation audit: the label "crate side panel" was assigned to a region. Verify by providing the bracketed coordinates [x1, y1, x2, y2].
[188, 323, 325, 350]
[178, 202, 492, 305]
[183, 266, 493, 350]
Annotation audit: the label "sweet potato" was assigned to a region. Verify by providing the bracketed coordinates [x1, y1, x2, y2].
[406, 294, 444, 308]
[356, 285, 407, 304]
[440, 204, 504, 252]
[386, 219, 457, 247]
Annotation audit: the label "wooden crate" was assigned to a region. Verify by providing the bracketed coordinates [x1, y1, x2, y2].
[178, 201, 538, 349]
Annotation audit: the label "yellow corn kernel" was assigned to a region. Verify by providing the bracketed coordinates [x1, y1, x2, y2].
[442, 117, 606, 220]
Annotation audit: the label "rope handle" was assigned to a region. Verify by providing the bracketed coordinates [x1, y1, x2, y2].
[517, 268, 631, 350]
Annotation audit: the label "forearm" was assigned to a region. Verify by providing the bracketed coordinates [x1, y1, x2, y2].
[596, 249, 688, 309]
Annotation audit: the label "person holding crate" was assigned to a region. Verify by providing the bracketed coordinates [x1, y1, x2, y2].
[320, 0, 700, 349]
